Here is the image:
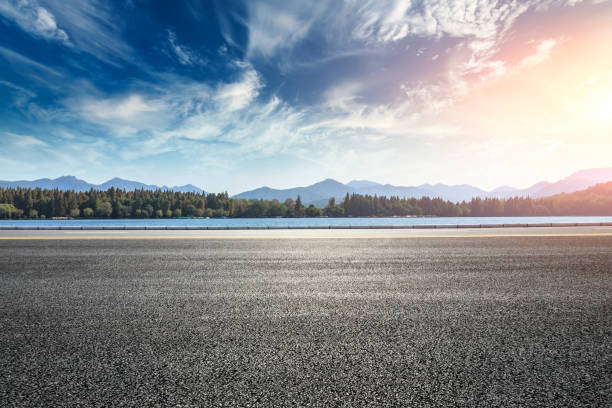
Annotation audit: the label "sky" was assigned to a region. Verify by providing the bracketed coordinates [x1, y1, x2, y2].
[0, 0, 611, 194]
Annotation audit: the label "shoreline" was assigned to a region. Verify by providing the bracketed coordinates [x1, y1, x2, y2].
[1, 222, 612, 231]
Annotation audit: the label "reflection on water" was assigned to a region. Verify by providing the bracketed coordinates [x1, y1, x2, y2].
[1, 216, 612, 227]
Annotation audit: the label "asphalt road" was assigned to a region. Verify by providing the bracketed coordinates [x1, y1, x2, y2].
[1, 235, 611, 406]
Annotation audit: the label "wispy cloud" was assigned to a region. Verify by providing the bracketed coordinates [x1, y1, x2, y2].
[244, 1, 324, 58]
[42, 0, 133, 65]
[0, 80, 37, 107]
[166, 29, 205, 66]
[0, 0, 70, 44]
[518, 38, 557, 69]
[0, 45, 63, 77]
[214, 66, 262, 111]
[1, 0, 610, 190]
[79, 94, 159, 121]
[4, 132, 48, 147]
[353, 0, 530, 43]
[1, 0, 134, 66]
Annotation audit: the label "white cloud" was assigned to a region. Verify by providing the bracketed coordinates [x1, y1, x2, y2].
[0, 0, 141, 66]
[2, 0, 605, 190]
[348, 0, 532, 46]
[518, 38, 557, 69]
[237, 1, 577, 70]
[244, 0, 326, 58]
[4, 132, 48, 147]
[214, 67, 263, 111]
[0, 0, 134, 66]
[55, 59, 422, 170]
[565, 0, 611, 5]
[396, 36, 560, 122]
[46, 0, 133, 65]
[80, 94, 159, 121]
[0, 0, 70, 44]
[323, 82, 363, 110]
[166, 29, 205, 66]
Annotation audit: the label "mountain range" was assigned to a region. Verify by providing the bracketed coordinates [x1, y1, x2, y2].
[2, 167, 612, 205]
[233, 167, 612, 206]
[0, 176, 203, 193]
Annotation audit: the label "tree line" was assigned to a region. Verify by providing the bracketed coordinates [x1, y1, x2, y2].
[0, 182, 611, 219]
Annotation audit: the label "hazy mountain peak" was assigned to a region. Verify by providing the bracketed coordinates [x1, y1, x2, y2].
[311, 178, 345, 187]
[565, 167, 612, 182]
[491, 185, 517, 193]
[347, 180, 383, 189]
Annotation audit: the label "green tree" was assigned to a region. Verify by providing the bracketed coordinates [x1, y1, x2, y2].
[325, 205, 344, 217]
[143, 204, 154, 218]
[267, 199, 285, 217]
[96, 201, 113, 217]
[283, 198, 295, 217]
[342, 193, 350, 214]
[247, 200, 269, 217]
[295, 195, 305, 217]
[305, 204, 322, 217]
[0, 204, 23, 219]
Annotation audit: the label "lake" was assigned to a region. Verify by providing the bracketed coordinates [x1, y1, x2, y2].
[1, 216, 612, 228]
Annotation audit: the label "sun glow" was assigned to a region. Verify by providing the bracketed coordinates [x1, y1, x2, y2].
[564, 75, 612, 125]
[586, 89, 612, 122]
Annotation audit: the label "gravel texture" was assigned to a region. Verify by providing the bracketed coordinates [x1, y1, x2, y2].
[1, 237, 611, 407]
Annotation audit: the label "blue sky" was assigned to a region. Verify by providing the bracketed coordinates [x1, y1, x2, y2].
[1, 0, 611, 193]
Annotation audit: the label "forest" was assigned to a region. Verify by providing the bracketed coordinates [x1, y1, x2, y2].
[1, 182, 612, 219]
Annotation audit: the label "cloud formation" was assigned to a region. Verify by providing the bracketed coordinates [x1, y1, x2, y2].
[1, 0, 611, 191]
[166, 29, 205, 66]
[0, 0, 70, 44]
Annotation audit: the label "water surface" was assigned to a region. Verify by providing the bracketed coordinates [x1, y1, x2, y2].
[2, 216, 612, 227]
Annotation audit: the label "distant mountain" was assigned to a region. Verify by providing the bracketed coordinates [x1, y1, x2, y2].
[3, 167, 611, 205]
[170, 184, 204, 193]
[96, 177, 160, 191]
[235, 179, 494, 205]
[0, 176, 204, 193]
[530, 168, 612, 197]
[492, 168, 612, 199]
[416, 183, 489, 203]
[0, 176, 93, 191]
[233, 167, 612, 206]
[346, 180, 383, 189]
[355, 184, 436, 200]
[234, 178, 351, 204]
[490, 185, 517, 193]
